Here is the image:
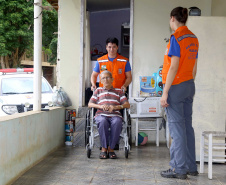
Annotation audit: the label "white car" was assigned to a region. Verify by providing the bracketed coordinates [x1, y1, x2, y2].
[0, 68, 53, 116]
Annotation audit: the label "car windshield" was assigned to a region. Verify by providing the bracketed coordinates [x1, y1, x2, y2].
[1, 77, 53, 95]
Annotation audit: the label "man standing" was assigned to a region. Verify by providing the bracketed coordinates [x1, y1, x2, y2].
[89, 70, 130, 159]
[91, 37, 132, 92]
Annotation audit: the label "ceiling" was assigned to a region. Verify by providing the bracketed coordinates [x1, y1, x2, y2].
[47, 0, 130, 12]
[46, 0, 58, 11]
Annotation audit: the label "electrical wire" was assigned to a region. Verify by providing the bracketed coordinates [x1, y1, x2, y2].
[26, 1, 43, 19]
[133, 97, 147, 102]
[34, 2, 43, 19]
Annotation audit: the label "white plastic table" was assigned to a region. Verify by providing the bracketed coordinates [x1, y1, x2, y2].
[129, 97, 165, 147]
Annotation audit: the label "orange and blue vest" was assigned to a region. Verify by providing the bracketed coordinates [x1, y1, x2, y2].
[162, 26, 199, 85]
[97, 54, 128, 88]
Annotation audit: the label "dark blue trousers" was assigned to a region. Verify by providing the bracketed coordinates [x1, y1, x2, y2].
[95, 115, 122, 149]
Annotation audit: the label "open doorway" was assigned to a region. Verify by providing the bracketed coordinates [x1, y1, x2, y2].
[83, 0, 132, 106]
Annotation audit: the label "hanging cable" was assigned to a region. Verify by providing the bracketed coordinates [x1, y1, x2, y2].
[34, 2, 43, 19]
[134, 97, 147, 102]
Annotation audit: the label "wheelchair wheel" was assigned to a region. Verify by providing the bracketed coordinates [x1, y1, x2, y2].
[87, 148, 91, 158]
[85, 110, 90, 148]
[125, 147, 129, 158]
[127, 114, 132, 148]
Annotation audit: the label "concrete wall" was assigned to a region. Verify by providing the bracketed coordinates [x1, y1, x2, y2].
[58, 0, 81, 109]
[84, 12, 91, 88]
[132, 1, 226, 156]
[0, 107, 65, 185]
[57, 0, 226, 110]
[57, 0, 226, 107]
[57, 0, 226, 147]
[212, 0, 226, 16]
[131, 0, 226, 146]
[187, 17, 226, 160]
[132, 0, 212, 97]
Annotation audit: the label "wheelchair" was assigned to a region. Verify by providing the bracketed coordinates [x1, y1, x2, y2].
[85, 107, 132, 158]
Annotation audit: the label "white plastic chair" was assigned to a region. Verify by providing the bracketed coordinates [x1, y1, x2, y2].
[200, 131, 226, 179]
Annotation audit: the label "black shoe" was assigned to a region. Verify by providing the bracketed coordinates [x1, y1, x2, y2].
[187, 171, 199, 176]
[161, 169, 187, 179]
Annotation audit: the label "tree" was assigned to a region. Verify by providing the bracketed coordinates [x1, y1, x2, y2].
[0, 0, 34, 68]
[0, 0, 58, 68]
[42, 0, 58, 65]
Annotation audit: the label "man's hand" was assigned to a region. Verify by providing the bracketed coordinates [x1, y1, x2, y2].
[91, 71, 99, 91]
[121, 85, 127, 92]
[91, 84, 97, 91]
[101, 105, 114, 113]
[160, 92, 169, 107]
[108, 105, 114, 113]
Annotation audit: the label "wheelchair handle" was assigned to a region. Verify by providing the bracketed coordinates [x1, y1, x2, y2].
[92, 87, 96, 95]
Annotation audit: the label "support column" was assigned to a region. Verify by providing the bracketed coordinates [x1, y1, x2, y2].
[33, 0, 43, 111]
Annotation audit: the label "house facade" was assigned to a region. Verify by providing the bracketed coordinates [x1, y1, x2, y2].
[55, 0, 226, 160]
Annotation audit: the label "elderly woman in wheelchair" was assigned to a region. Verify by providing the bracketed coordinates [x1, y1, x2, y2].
[88, 70, 130, 159]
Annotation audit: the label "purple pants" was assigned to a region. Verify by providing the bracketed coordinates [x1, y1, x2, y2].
[95, 115, 123, 149]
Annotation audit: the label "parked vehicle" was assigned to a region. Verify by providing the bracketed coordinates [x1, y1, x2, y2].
[0, 68, 53, 116]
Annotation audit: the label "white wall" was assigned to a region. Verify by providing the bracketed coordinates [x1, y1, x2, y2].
[85, 11, 91, 88]
[187, 17, 226, 160]
[0, 108, 65, 185]
[132, 0, 212, 97]
[212, 0, 226, 16]
[132, 1, 226, 159]
[131, 0, 221, 146]
[57, 0, 226, 109]
[58, 0, 81, 109]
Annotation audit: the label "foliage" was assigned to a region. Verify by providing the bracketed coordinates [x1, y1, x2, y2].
[42, 0, 58, 64]
[0, 0, 34, 68]
[0, 0, 58, 68]
[48, 37, 57, 64]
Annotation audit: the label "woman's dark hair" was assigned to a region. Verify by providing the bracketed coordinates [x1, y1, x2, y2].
[106, 37, 118, 46]
[170, 7, 188, 24]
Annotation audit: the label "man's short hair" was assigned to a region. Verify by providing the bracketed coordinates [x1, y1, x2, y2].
[106, 37, 118, 46]
[100, 70, 112, 78]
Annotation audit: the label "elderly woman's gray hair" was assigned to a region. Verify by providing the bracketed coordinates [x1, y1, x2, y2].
[100, 70, 112, 78]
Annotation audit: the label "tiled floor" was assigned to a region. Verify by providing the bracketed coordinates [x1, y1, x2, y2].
[12, 144, 226, 185]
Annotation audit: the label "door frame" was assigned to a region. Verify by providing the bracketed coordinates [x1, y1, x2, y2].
[79, 0, 85, 107]
[79, 0, 134, 106]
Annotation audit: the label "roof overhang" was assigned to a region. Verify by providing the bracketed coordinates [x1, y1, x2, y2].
[47, 0, 58, 11]
[46, 0, 130, 12]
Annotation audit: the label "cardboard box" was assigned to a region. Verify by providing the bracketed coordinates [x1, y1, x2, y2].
[139, 76, 156, 97]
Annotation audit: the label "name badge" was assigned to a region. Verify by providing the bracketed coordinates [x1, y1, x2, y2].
[101, 65, 107, 70]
